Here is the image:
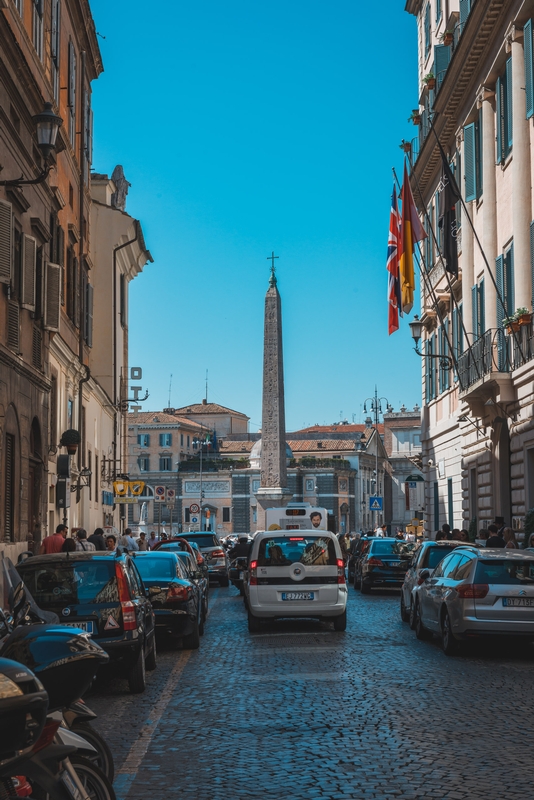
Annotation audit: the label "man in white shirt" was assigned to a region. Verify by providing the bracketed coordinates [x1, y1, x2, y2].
[119, 528, 139, 551]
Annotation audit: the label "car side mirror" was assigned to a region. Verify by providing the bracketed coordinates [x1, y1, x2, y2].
[418, 569, 431, 584]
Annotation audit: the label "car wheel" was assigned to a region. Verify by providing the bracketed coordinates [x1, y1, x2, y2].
[145, 636, 157, 670]
[360, 580, 371, 594]
[127, 645, 146, 693]
[400, 592, 410, 623]
[415, 601, 431, 641]
[247, 610, 261, 633]
[441, 609, 458, 656]
[353, 571, 361, 590]
[219, 575, 230, 588]
[333, 610, 347, 631]
[409, 597, 417, 630]
[183, 617, 200, 649]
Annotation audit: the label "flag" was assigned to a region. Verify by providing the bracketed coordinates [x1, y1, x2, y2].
[399, 161, 427, 313]
[437, 150, 461, 278]
[387, 186, 402, 335]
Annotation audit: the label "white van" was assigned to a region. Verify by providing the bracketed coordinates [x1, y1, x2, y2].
[245, 530, 348, 632]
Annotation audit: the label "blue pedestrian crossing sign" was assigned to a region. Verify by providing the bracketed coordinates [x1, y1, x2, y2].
[369, 496, 383, 511]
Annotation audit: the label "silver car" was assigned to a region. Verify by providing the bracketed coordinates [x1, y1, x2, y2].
[414, 546, 534, 655]
[400, 541, 463, 627]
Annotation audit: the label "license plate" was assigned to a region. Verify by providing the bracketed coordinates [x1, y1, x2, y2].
[61, 769, 84, 800]
[502, 597, 534, 607]
[62, 621, 94, 633]
[282, 592, 314, 601]
[239, 572, 244, 579]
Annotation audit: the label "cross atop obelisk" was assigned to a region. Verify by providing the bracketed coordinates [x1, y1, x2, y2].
[255, 253, 292, 523]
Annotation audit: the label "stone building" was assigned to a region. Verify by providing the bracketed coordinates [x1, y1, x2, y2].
[405, 0, 534, 535]
[383, 406, 423, 530]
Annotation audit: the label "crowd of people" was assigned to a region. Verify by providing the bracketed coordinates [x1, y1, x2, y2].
[38, 526, 172, 555]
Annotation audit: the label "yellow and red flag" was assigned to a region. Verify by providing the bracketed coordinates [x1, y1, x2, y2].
[399, 161, 427, 313]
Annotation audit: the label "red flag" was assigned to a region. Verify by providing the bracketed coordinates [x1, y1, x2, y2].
[399, 161, 427, 314]
[387, 186, 402, 335]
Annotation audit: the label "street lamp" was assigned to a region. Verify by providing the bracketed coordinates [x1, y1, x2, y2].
[409, 314, 453, 369]
[192, 435, 205, 531]
[0, 102, 63, 187]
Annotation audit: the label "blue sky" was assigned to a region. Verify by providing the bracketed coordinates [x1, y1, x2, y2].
[90, 1, 421, 431]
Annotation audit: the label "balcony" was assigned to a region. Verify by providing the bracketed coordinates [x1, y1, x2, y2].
[457, 324, 534, 396]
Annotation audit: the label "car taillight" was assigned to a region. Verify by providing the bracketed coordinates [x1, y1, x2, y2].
[249, 560, 258, 586]
[166, 584, 190, 602]
[211, 549, 225, 558]
[115, 563, 137, 630]
[368, 557, 384, 567]
[33, 719, 61, 753]
[457, 583, 489, 599]
[336, 558, 346, 585]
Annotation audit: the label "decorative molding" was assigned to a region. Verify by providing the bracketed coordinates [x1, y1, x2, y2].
[30, 217, 51, 243]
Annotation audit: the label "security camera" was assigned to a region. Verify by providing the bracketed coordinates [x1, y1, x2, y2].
[427, 459, 434, 467]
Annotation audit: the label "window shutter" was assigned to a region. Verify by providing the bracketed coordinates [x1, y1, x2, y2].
[424, 3, 431, 55]
[475, 113, 483, 198]
[44, 262, 61, 331]
[7, 301, 20, 351]
[159, 433, 164, 447]
[496, 77, 504, 163]
[526, 20, 534, 119]
[73, 256, 80, 328]
[438, 328, 444, 394]
[459, 0, 471, 27]
[0, 199, 12, 284]
[425, 340, 431, 403]
[496, 255, 504, 328]
[85, 282, 93, 346]
[51, 0, 59, 63]
[434, 44, 451, 91]
[464, 123, 476, 202]
[21, 234, 37, 310]
[472, 284, 479, 338]
[146, 434, 150, 447]
[444, 319, 450, 390]
[506, 243, 515, 316]
[68, 41, 76, 107]
[506, 57, 513, 150]
[478, 279, 485, 334]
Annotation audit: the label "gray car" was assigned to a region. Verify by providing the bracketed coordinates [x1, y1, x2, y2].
[413, 546, 534, 655]
[179, 533, 229, 586]
[400, 541, 463, 626]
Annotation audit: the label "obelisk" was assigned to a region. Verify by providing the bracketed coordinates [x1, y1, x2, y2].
[255, 254, 292, 527]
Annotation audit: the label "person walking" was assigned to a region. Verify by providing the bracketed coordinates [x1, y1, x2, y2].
[88, 528, 106, 551]
[137, 532, 149, 551]
[40, 524, 68, 554]
[61, 538, 77, 552]
[119, 528, 139, 551]
[75, 529, 96, 552]
[147, 531, 159, 550]
[105, 535, 117, 552]
[503, 527, 518, 549]
[485, 524, 506, 548]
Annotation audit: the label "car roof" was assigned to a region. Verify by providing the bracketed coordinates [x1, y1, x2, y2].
[254, 529, 336, 538]
[462, 547, 534, 560]
[421, 540, 463, 547]
[133, 551, 177, 559]
[18, 552, 124, 566]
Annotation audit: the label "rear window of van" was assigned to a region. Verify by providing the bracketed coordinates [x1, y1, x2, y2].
[257, 536, 337, 567]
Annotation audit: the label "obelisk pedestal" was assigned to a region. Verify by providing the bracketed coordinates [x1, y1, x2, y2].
[255, 259, 292, 529]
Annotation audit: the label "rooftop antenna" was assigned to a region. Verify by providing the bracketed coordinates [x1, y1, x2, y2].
[205, 369, 208, 403]
[168, 374, 172, 407]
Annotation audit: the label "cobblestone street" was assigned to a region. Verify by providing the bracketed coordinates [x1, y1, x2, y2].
[90, 584, 534, 800]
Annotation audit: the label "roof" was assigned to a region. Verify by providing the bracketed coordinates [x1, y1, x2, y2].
[172, 402, 249, 418]
[294, 424, 384, 435]
[220, 439, 357, 454]
[127, 412, 205, 429]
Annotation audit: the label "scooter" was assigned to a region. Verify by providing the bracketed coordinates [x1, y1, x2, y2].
[228, 557, 248, 595]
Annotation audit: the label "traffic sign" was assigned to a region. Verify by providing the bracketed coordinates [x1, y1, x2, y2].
[191, 516, 198, 523]
[166, 488, 176, 500]
[154, 485, 166, 502]
[166, 503, 175, 510]
[189, 503, 200, 514]
[369, 496, 383, 511]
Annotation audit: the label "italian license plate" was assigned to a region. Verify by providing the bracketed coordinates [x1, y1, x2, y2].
[62, 621, 94, 633]
[502, 597, 534, 607]
[239, 572, 244, 579]
[282, 592, 314, 601]
[61, 769, 84, 800]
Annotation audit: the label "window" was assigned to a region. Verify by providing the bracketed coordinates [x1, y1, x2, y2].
[95, 456, 99, 504]
[496, 58, 512, 163]
[184, 508, 190, 523]
[51, 0, 60, 101]
[424, 201, 434, 269]
[138, 434, 150, 447]
[14, 0, 22, 14]
[252, 479, 260, 493]
[33, 0, 43, 60]
[180, 434, 184, 446]
[459, 0, 473, 28]
[436, 0, 441, 23]
[138, 457, 150, 472]
[464, 113, 482, 201]
[439, 320, 450, 393]
[159, 433, 172, 447]
[425, 337, 436, 401]
[496, 244, 515, 327]
[452, 304, 464, 381]
[68, 41, 77, 144]
[222, 507, 231, 522]
[66, 247, 78, 326]
[159, 457, 172, 471]
[120, 273, 126, 328]
[187, 436, 190, 448]
[424, 3, 431, 57]
[453, 557, 473, 581]
[442, 553, 462, 578]
[471, 280, 485, 339]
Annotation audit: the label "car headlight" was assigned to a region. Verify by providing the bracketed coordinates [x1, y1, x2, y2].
[0, 674, 23, 699]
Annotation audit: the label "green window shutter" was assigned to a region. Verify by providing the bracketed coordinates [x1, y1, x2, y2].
[478, 278, 485, 335]
[496, 77, 504, 163]
[526, 20, 534, 119]
[458, 302, 464, 353]
[505, 243, 515, 316]
[475, 112, 483, 198]
[438, 327, 443, 394]
[459, 0, 471, 28]
[496, 255, 504, 328]
[464, 123, 476, 201]
[472, 284, 479, 338]
[434, 44, 451, 91]
[424, 4, 431, 56]
[506, 57, 513, 151]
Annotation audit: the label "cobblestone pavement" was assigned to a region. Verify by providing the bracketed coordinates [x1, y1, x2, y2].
[89, 584, 534, 800]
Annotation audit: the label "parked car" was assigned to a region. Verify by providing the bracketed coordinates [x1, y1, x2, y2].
[132, 552, 203, 648]
[173, 550, 209, 628]
[413, 546, 534, 655]
[178, 533, 229, 586]
[17, 552, 156, 693]
[347, 536, 373, 585]
[354, 538, 416, 593]
[400, 540, 463, 625]
[244, 530, 348, 632]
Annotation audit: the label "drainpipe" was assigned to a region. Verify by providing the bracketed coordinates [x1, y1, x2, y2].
[77, 51, 87, 505]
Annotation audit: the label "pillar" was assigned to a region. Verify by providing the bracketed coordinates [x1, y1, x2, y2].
[460, 128, 475, 340]
[481, 88, 498, 330]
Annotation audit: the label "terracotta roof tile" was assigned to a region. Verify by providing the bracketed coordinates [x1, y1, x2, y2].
[128, 412, 205, 428]
[172, 402, 249, 418]
[294, 424, 384, 434]
[220, 439, 357, 454]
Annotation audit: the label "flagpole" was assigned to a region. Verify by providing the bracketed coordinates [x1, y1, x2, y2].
[427, 114, 526, 365]
[392, 166, 461, 384]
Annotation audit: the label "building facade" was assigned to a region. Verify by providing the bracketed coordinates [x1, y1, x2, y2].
[406, 0, 534, 535]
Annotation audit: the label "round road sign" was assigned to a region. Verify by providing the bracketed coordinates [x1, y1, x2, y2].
[189, 503, 200, 514]
[191, 516, 198, 523]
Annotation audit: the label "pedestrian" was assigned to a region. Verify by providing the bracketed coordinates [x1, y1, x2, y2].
[61, 537, 77, 552]
[375, 525, 385, 537]
[138, 532, 149, 551]
[503, 527, 518, 549]
[485, 524, 506, 548]
[119, 528, 139, 551]
[105, 535, 117, 552]
[442, 524, 451, 540]
[495, 516, 506, 539]
[451, 528, 462, 541]
[40, 524, 68, 554]
[435, 530, 445, 541]
[88, 527, 106, 551]
[459, 529, 469, 542]
[74, 528, 96, 552]
[147, 531, 159, 550]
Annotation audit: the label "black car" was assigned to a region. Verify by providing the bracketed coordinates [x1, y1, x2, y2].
[132, 552, 203, 649]
[354, 538, 416, 593]
[173, 550, 209, 628]
[17, 552, 156, 693]
[178, 533, 229, 586]
[347, 536, 374, 584]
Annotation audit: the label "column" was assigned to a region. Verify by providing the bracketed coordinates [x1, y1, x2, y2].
[481, 88, 498, 330]
[511, 29, 532, 310]
[460, 130, 475, 340]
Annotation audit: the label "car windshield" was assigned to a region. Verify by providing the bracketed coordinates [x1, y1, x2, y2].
[370, 541, 416, 557]
[135, 556, 177, 580]
[158, 542, 189, 552]
[425, 546, 458, 570]
[19, 561, 118, 607]
[475, 559, 534, 584]
[257, 536, 337, 567]
[175, 553, 195, 574]
[180, 535, 219, 547]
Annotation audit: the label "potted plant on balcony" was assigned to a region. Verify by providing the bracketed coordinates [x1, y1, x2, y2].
[60, 428, 81, 455]
[516, 307, 532, 326]
[423, 72, 436, 90]
[408, 109, 421, 126]
[503, 316, 520, 334]
[440, 29, 454, 46]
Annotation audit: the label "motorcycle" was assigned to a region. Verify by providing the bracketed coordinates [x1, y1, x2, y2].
[228, 557, 248, 595]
